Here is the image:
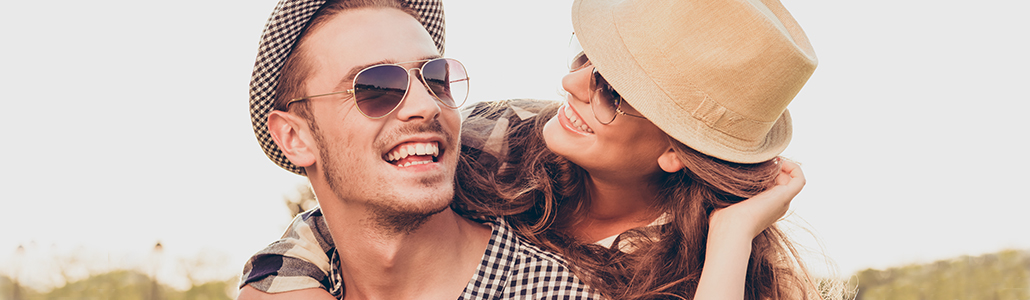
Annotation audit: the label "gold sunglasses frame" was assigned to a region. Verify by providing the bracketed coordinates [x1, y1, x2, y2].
[284, 58, 469, 119]
[569, 33, 645, 125]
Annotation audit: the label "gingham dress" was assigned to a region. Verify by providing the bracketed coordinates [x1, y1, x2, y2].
[240, 207, 600, 299]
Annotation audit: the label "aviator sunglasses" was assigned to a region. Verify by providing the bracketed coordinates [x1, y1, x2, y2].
[568, 34, 646, 125]
[285, 58, 469, 119]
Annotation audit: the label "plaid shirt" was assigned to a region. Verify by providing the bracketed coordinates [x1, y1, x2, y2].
[240, 207, 600, 299]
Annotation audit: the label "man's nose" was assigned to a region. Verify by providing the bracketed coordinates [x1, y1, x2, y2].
[393, 69, 443, 121]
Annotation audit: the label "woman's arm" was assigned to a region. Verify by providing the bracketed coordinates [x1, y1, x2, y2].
[238, 208, 339, 299]
[693, 158, 805, 300]
[237, 286, 337, 300]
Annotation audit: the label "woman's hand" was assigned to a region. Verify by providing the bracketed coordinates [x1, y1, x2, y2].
[695, 159, 804, 300]
[709, 158, 806, 239]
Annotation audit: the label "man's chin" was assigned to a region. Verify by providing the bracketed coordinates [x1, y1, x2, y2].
[367, 197, 451, 236]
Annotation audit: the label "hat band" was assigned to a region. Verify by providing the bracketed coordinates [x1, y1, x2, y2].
[691, 96, 777, 144]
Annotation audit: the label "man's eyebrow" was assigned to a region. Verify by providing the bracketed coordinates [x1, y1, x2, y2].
[332, 55, 443, 91]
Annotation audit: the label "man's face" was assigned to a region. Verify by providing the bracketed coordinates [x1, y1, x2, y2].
[300, 7, 461, 230]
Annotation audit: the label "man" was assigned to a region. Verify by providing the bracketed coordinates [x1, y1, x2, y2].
[238, 0, 597, 299]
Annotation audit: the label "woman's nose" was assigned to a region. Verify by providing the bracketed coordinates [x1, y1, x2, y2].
[561, 67, 593, 104]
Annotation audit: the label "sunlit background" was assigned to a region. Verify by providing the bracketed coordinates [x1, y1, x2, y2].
[1, 0, 1028, 298]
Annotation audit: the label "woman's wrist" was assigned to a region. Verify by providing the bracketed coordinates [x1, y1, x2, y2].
[707, 222, 754, 252]
[696, 217, 754, 300]
[709, 211, 761, 241]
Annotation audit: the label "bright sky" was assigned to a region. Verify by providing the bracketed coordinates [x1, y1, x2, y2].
[1, 0, 1028, 290]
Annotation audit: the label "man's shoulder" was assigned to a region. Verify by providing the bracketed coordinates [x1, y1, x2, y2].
[495, 222, 567, 266]
[469, 218, 601, 299]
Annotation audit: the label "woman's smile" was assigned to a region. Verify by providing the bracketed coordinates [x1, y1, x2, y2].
[557, 103, 595, 135]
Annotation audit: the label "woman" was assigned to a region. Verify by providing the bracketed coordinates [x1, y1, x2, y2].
[244, 0, 838, 299]
[455, 0, 826, 298]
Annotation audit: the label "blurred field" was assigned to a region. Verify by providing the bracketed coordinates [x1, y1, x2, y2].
[849, 249, 1030, 300]
[3, 190, 1027, 299]
[3, 247, 1028, 299]
[1, 241, 239, 300]
[1, 271, 236, 300]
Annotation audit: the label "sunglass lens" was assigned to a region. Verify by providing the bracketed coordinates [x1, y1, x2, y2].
[591, 70, 619, 124]
[422, 58, 469, 108]
[354, 65, 409, 118]
[570, 52, 589, 72]
[568, 33, 589, 71]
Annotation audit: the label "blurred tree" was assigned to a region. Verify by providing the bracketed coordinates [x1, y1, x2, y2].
[1, 275, 42, 300]
[150, 242, 164, 300]
[9, 244, 26, 300]
[178, 250, 231, 289]
[51, 249, 83, 289]
[283, 183, 317, 217]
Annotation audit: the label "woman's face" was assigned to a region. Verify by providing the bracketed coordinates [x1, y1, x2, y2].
[542, 60, 673, 182]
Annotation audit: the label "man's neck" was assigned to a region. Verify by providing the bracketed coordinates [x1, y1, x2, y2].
[320, 204, 492, 300]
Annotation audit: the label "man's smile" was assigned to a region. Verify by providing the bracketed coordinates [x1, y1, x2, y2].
[385, 141, 440, 167]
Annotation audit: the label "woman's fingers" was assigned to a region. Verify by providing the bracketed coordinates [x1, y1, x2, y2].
[774, 158, 805, 198]
[783, 158, 805, 187]
[764, 159, 804, 224]
[710, 158, 807, 238]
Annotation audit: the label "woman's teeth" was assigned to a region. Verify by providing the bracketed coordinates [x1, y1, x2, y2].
[565, 105, 595, 133]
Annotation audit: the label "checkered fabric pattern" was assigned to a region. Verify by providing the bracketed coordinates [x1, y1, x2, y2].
[240, 208, 336, 295]
[240, 207, 601, 299]
[249, 0, 447, 175]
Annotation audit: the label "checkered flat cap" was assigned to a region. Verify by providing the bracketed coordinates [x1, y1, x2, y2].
[249, 0, 446, 174]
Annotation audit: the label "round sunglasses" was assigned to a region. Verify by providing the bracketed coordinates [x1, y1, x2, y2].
[285, 58, 469, 119]
[568, 36, 645, 125]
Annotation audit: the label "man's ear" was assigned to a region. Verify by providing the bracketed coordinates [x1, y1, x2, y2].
[268, 111, 317, 168]
[657, 147, 685, 173]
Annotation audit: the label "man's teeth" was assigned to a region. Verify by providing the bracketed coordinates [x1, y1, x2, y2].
[565, 106, 595, 133]
[386, 142, 440, 163]
[398, 160, 432, 167]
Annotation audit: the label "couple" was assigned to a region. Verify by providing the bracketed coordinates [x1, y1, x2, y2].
[239, 0, 825, 299]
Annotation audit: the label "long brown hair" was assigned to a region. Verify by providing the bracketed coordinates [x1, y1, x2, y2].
[453, 100, 824, 300]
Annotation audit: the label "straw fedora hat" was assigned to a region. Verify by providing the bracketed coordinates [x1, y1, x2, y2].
[571, 0, 817, 164]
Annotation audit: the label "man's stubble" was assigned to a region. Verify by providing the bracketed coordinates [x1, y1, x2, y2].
[313, 118, 454, 236]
